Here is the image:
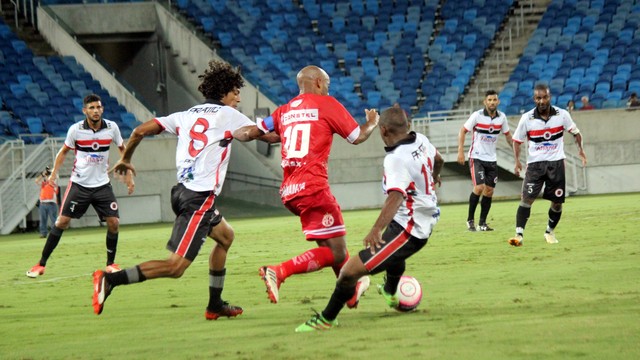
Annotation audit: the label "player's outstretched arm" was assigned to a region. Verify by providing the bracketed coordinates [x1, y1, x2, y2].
[233, 125, 264, 142]
[258, 132, 281, 144]
[111, 120, 163, 177]
[352, 109, 380, 145]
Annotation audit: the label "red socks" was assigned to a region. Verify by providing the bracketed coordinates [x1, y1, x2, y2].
[279, 247, 340, 279]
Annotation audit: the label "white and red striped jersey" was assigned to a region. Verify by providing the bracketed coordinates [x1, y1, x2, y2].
[383, 132, 440, 239]
[154, 102, 253, 193]
[64, 119, 123, 188]
[513, 106, 579, 163]
[267, 93, 361, 202]
[463, 108, 510, 162]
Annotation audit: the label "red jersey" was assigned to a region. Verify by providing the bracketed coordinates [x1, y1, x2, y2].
[270, 94, 361, 202]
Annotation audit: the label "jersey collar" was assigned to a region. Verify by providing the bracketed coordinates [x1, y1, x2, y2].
[204, 98, 224, 106]
[83, 118, 107, 132]
[384, 131, 417, 152]
[533, 106, 558, 121]
[483, 108, 501, 119]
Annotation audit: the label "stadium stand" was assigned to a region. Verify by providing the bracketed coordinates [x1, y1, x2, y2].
[3, 0, 639, 132]
[166, 0, 514, 120]
[500, 0, 640, 114]
[0, 17, 136, 142]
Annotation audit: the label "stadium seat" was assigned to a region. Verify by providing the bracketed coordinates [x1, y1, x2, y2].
[26, 116, 43, 134]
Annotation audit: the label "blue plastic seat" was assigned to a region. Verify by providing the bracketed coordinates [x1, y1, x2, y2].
[607, 91, 623, 100]
[26, 116, 43, 134]
[594, 82, 610, 94]
[332, 16, 345, 33]
[200, 17, 214, 33]
[366, 91, 382, 107]
[314, 43, 330, 59]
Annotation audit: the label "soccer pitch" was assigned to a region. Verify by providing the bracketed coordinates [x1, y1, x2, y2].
[1, 193, 639, 359]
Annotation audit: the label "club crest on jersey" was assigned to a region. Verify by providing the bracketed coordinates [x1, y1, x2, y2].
[543, 131, 552, 140]
[555, 188, 564, 197]
[322, 213, 334, 227]
[110, 202, 118, 210]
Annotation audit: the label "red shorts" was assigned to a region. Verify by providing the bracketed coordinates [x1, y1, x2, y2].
[284, 187, 346, 241]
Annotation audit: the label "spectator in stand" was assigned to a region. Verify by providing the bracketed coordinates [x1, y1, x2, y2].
[566, 100, 575, 113]
[626, 92, 640, 110]
[580, 96, 595, 110]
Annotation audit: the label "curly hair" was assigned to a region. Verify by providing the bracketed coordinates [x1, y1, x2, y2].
[197, 60, 244, 100]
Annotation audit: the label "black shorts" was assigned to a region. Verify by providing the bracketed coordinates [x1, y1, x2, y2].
[522, 160, 566, 203]
[60, 182, 119, 219]
[469, 158, 498, 188]
[358, 221, 428, 274]
[167, 183, 222, 261]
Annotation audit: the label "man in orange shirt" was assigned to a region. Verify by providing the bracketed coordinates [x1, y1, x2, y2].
[35, 167, 58, 238]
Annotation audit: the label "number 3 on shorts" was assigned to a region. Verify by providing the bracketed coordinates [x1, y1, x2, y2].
[283, 123, 310, 158]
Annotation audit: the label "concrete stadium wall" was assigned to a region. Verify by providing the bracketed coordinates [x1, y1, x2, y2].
[565, 108, 640, 194]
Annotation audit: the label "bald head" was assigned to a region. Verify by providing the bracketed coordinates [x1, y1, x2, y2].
[297, 65, 330, 95]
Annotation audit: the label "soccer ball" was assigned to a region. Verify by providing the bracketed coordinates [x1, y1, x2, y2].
[395, 276, 423, 312]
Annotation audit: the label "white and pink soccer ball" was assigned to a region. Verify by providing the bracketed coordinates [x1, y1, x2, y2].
[395, 276, 423, 312]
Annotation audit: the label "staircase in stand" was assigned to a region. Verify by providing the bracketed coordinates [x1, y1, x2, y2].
[459, 0, 552, 111]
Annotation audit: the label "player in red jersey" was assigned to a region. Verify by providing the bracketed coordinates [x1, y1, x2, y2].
[234, 65, 379, 306]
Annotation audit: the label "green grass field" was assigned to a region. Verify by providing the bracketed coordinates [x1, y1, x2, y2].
[1, 193, 639, 359]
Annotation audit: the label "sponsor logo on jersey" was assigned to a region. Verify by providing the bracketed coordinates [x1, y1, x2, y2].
[280, 182, 306, 197]
[281, 159, 303, 168]
[479, 134, 497, 143]
[534, 142, 559, 152]
[85, 153, 105, 165]
[282, 109, 319, 125]
[179, 166, 195, 182]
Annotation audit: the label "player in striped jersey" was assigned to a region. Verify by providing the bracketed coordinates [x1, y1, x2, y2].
[26, 94, 133, 279]
[93, 60, 257, 319]
[508, 84, 587, 247]
[457, 90, 512, 232]
[295, 107, 443, 332]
